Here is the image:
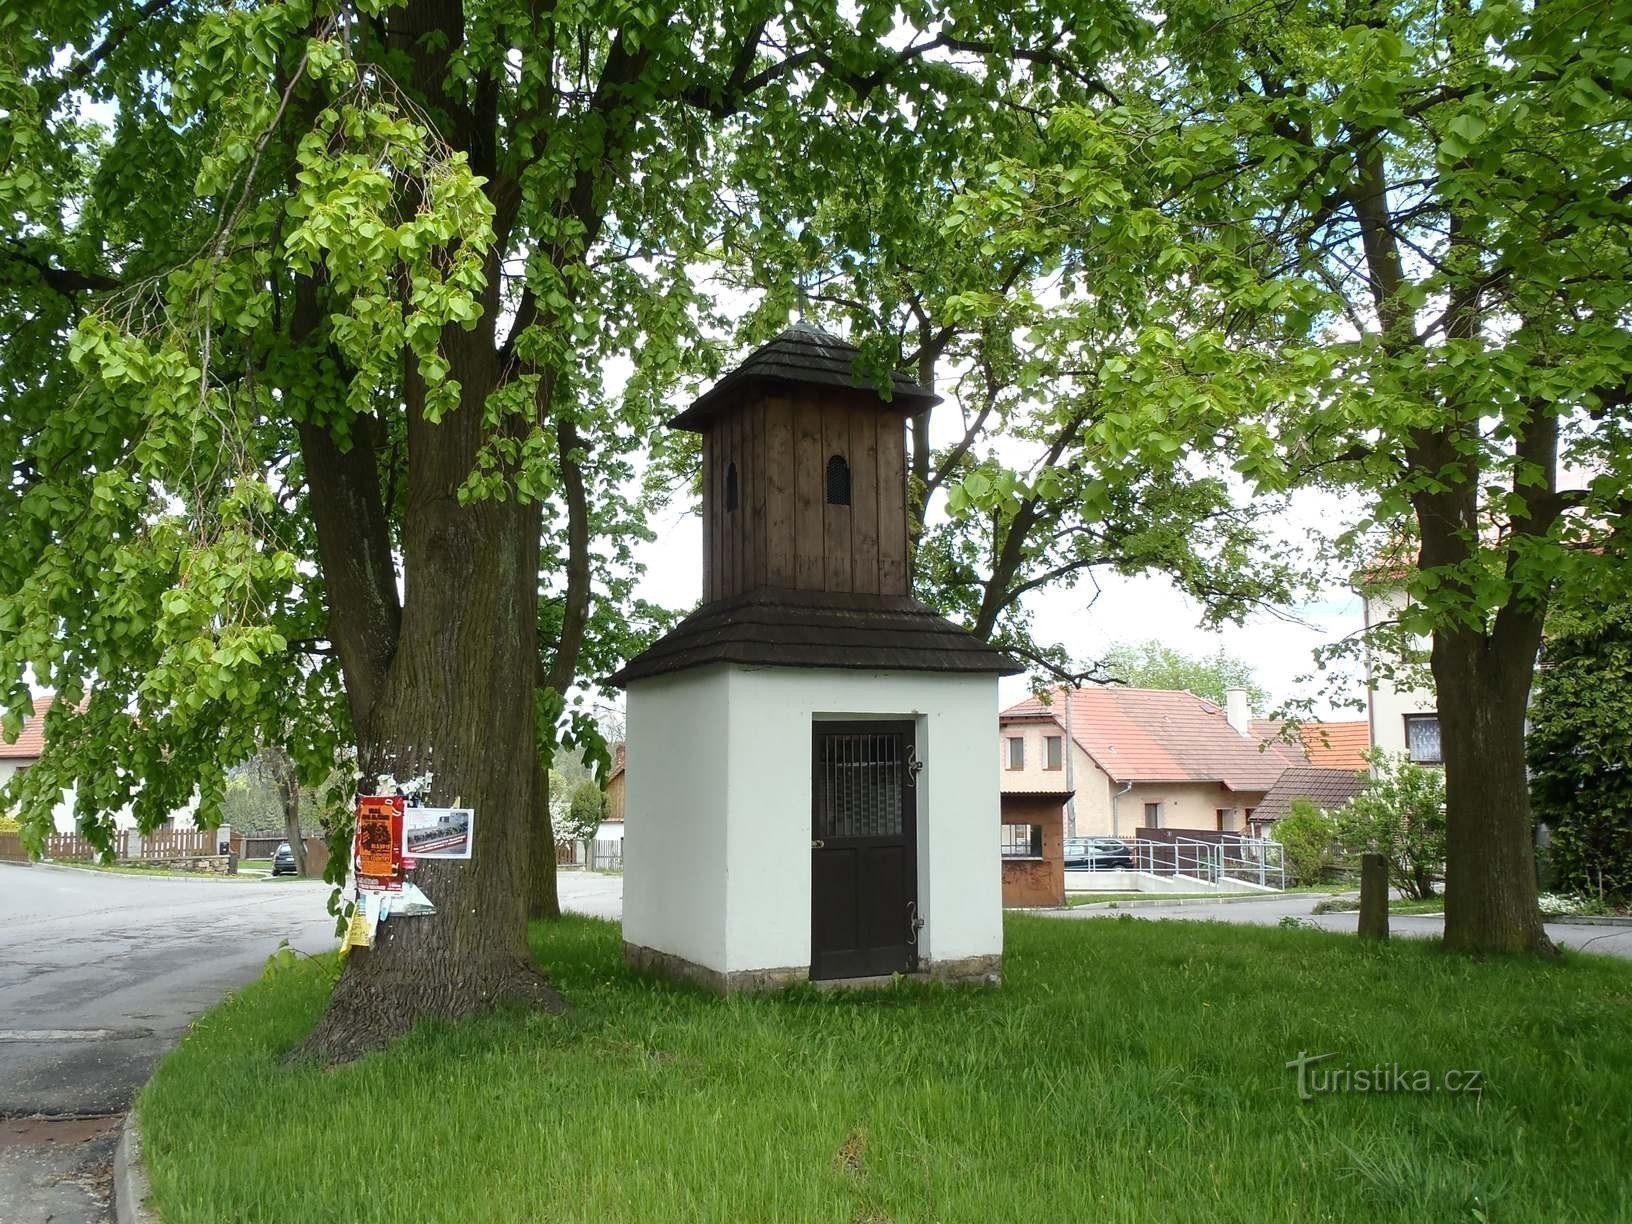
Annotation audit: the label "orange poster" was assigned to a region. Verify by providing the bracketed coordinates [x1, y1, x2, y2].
[356, 795, 404, 884]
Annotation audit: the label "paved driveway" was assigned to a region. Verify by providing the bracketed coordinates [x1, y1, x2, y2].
[557, 870, 624, 920]
[0, 865, 622, 1223]
[0, 864, 336, 1223]
[1048, 892, 1632, 959]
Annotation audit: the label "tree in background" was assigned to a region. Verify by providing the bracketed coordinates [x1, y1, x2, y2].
[560, 780, 606, 851]
[1335, 754, 1446, 902]
[1037, 0, 1632, 953]
[1275, 800, 1339, 888]
[1528, 601, 1632, 906]
[1101, 641, 1267, 709]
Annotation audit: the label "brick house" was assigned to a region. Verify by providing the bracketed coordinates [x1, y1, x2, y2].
[999, 786, 1071, 907]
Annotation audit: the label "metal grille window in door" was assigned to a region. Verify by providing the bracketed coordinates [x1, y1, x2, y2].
[817, 731, 903, 839]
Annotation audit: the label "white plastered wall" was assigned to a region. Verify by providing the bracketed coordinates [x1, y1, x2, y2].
[625, 663, 1003, 977]
[621, 667, 732, 972]
[1364, 587, 1438, 759]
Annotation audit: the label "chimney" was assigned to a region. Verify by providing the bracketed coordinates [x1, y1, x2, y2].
[1224, 687, 1251, 738]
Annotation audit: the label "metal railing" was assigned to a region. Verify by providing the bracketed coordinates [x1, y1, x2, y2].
[1068, 835, 1286, 891]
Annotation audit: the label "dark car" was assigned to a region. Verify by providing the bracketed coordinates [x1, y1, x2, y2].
[1063, 837, 1135, 870]
[270, 842, 298, 876]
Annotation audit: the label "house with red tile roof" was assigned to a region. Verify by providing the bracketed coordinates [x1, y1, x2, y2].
[1249, 765, 1370, 835]
[999, 686, 1308, 838]
[2, 693, 204, 833]
[0, 694, 55, 784]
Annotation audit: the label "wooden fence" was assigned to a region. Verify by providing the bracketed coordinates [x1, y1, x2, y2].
[2, 827, 223, 863]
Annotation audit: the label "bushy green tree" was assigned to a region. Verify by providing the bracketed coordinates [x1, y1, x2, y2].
[1276, 800, 1339, 888]
[1101, 642, 1267, 708]
[1, 0, 1140, 1059]
[1528, 602, 1632, 905]
[561, 780, 607, 847]
[1336, 754, 1447, 902]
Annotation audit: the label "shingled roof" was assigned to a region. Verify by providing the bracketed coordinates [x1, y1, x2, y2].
[608, 589, 1021, 686]
[0, 694, 55, 760]
[999, 686, 1306, 793]
[1252, 766, 1370, 823]
[668, 322, 939, 432]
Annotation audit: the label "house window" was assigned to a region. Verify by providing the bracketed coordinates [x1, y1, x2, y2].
[1001, 823, 1044, 858]
[1404, 714, 1442, 764]
[1045, 735, 1063, 771]
[1006, 736, 1024, 770]
[825, 454, 851, 505]
[1216, 808, 1231, 832]
[1143, 802, 1162, 828]
[725, 462, 739, 512]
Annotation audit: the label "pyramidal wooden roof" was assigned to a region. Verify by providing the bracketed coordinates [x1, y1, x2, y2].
[669, 322, 940, 432]
[608, 589, 1021, 686]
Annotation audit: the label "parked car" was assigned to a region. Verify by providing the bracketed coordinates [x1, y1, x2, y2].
[271, 842, 298, 876]
[1063, 837, 1135, 870]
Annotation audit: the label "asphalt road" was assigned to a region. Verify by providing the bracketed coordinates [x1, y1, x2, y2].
[0, 865, 623, 1223]
[0, 864, 337, 1224]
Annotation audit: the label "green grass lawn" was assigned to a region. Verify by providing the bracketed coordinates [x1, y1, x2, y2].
[138, 915, 1632, 1223]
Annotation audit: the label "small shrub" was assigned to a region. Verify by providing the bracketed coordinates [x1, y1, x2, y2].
[1538, 893, 1586, 916]
[1276, 800, 1340, 886]
[1334, 752, 1445, 901]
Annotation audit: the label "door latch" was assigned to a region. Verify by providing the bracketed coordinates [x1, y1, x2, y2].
[906, 900, 925, 945]
[811, 839, 825, 849]
[905, 744, 924, 784]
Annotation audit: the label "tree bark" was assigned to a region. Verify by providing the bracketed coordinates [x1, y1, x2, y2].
[529, 756, 561, 921]
[292, 293, 566, 1064]
[1433, 629, 1555, 955]
[1357, 852, 1389, 940]
[294, 405, 567, 1057]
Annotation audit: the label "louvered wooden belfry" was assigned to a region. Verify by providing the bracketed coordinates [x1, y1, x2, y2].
[676, 321, 925, 601]
[611, 322, 1016, 993]
[612, 324, 1018, 681]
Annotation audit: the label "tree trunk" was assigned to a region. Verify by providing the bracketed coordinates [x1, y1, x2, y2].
[268, 750, 307, 878]
[292, 315, 566, 1062]
[529, 757, 561, 920]
[294, 483, 566, 1061]
[1433, 631, 1555, 955]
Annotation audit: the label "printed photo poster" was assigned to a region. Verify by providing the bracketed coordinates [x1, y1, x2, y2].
[402, 806, 474, 860]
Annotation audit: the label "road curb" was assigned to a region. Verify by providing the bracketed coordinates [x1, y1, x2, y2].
[1548, 913, 1632, 928]
[114, 1109, 157, 1224]
[1063, 890, 1341, 912]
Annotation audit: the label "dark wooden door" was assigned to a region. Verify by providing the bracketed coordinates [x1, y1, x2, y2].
[811, 721, 918, 980]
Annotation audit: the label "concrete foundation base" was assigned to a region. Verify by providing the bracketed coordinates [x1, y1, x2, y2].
[625, 942, 1002, 994]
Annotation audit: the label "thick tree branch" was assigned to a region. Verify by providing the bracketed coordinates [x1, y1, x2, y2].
[1, 241, 121, 296]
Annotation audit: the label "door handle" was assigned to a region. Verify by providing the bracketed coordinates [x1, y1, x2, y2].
[811, 839, 825, 849]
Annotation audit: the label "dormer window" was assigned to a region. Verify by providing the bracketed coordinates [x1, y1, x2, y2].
[825, 454, 851, 506]
[725, 462, 739, 512]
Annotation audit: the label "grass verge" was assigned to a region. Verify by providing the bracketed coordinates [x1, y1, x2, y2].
[139, 914, 1632, 1223]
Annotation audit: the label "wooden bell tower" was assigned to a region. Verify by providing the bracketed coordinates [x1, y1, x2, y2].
[611, 321, 1016, 995]
[667, 322, 936, 604]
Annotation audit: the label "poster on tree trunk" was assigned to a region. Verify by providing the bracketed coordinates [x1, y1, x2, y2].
[402, 807, 474, 859]
[355, 795, 405, 890]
